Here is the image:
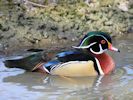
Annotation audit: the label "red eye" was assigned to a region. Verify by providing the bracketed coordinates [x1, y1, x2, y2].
[101, 40, 106, 44]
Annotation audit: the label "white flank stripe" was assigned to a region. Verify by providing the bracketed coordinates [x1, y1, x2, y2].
[50, 61, 89, 73]
[43, 65, 50, 73]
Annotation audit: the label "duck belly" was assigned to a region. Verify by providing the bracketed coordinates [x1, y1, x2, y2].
[50, 61, 97, 77]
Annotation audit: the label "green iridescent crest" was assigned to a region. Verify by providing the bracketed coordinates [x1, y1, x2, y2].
[73, 31, 111, 49]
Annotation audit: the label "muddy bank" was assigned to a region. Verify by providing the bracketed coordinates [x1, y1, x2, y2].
[0, 0, 132, 54]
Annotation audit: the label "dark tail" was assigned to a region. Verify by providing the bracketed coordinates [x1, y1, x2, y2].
[4, 53, 45, 71]
[4, 59, 23, 69]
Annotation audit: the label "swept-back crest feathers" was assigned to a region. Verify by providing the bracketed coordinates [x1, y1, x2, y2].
[78, 31, 112, 47]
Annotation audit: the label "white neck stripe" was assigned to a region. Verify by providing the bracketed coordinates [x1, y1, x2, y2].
[95, 58, 104, 75]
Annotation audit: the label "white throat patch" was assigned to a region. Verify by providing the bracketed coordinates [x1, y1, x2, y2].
[90, 44, 107, 55]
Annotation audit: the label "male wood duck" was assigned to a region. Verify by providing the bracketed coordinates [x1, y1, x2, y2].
[4, 31, 120, 77]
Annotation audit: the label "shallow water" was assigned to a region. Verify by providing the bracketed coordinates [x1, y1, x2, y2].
[0, 38, 133, 100]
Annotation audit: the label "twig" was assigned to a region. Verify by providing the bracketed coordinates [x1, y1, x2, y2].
[26, 0, 47, 8]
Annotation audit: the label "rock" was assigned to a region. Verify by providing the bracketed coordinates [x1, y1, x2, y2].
[0, 43, 4, 51]
[127, 27, 133, 33]
[99, 0, 115, 6]
[0, 0, 132, 53]
[118, 1, 129, 12]
[104, 21, 113, 26]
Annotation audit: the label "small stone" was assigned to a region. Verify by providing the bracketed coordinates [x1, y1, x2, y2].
[71, 37, 78, 42]
[0, 12, 3, 16]
[43, 32, 49, 39]
[58, 32, 67, 40]
[0, 43, 3, 49]
[104, 21, 113, 26]
[127, 27, 133, 33]
[77, 8, 86, 15]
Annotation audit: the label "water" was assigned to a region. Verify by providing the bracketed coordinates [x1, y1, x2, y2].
[0, 38, 133, 100]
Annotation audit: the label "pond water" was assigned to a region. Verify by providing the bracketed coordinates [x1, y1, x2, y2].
[0, 37, 133, 100]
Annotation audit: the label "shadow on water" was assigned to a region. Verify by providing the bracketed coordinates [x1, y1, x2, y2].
[0, 37, 133, 100]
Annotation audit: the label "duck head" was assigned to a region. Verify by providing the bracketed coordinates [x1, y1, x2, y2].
[73, 31, 120, 55]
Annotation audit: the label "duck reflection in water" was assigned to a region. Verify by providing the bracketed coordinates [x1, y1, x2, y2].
[3, 71, 123, 100]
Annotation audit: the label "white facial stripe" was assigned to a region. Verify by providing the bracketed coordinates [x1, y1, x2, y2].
[73, 34, 110, 54]
[90, 44, 107, 54]
[79, 34, 109, 47]
[73, 42, 97, 49]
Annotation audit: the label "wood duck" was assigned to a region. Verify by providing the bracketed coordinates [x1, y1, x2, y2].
[4, 31, 120, 77]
